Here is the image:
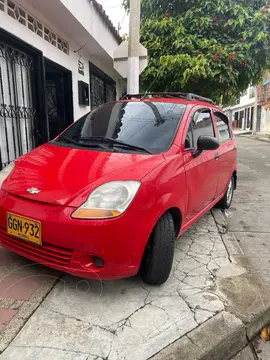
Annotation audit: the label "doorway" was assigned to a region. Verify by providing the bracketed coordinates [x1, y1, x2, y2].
[246, 108, 251, 130]
[250, 107, 254, 130]
[239, 111, 244, 129]
[45, 60, 73, 140]
[0, 29, 46, 171]
[256, 106, 262, 132]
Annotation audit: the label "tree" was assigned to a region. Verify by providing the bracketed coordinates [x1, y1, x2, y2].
[123, 0, 270, 104]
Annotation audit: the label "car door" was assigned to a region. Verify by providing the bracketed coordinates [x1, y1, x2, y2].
[212, 110, 236, 198]
[182, 107, 219, 221]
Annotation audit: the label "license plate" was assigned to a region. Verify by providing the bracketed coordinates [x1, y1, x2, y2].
[7, 213, 42, 246]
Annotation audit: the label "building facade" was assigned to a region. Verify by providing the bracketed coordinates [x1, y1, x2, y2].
[0, 0, 125, 170]
[223, 86, 260, 132]
[257, 72, 270, 134]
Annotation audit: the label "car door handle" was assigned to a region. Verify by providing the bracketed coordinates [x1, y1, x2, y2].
[215, 153, 219, 161]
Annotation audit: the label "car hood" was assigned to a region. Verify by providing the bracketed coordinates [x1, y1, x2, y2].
[3, 143, 165, 206]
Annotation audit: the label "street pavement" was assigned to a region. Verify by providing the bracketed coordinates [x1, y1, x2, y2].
[227, 136, 270, 360]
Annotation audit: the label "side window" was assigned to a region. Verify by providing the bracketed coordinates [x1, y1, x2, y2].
[193, 109, 215, 147]
[185, 122, 194, 150]
[214, 112, 231, 143]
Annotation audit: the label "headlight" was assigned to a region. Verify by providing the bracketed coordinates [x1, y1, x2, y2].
[0, 163, 15, 189]
[72, 181, 141, 219]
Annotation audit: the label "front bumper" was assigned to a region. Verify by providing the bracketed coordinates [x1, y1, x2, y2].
[0, 191, 153, 280]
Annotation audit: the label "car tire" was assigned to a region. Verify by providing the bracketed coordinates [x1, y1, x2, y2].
[216, 175, 235, 210]
[140, 212, 175, 285]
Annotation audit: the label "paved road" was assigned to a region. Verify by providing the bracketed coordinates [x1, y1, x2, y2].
[227, 137, 270, 285]
[227, 136, 270, 359]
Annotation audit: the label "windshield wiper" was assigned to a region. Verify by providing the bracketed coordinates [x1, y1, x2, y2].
[57, 135, 107, 149]
[78, 137, 153, 154]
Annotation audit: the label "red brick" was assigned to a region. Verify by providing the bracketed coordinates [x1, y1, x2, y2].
[0, 308, 17, 330]
[0, 273, 45, 300]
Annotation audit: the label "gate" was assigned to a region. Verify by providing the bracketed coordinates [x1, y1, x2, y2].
[0, 42, 36, 170]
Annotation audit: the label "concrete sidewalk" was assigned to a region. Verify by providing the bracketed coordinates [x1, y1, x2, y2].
[0, 249, 59, 352]
[235, 131, 270, 143]
[0, 211, 270, 360]
[224, 136, 270, 360]
[233, 130, 253, 136]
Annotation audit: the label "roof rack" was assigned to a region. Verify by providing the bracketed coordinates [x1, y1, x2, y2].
[122, 92, 214, 105]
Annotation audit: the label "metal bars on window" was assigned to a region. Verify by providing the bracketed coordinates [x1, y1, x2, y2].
[90, 64, 116, 108]
[90, 73, 105, 108]
[0, 42, 36, 169]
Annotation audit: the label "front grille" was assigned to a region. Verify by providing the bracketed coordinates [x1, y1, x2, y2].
[0, 227, 72, 267]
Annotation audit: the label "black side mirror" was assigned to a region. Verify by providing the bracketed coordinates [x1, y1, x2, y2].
[193, 135, 219, 158]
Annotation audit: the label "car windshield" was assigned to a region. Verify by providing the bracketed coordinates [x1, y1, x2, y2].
[56, 101, 186, 154]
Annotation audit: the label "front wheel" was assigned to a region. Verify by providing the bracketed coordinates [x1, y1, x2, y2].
[140, 212, 175, 285]
[216, 176, 235, 210]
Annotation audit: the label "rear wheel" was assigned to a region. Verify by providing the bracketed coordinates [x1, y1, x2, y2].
[140, 212, 175, 285]
[216, 176, 235, 210]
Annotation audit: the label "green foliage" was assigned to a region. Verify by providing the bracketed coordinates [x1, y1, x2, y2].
[123, 0, 270, 103]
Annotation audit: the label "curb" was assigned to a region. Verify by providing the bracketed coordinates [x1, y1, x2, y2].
[151, 311, 247, 360]
[250, 137, 270, 144]
[211, 210, 270, 341]
[236, 134, 270, 143]
[150, 210, 270, 360]
[234, 131, 253, 136]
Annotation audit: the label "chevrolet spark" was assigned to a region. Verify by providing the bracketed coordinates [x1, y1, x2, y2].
[0, 93, 237, 285]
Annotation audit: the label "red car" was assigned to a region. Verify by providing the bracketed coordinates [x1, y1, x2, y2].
[0, 93, 237, 285]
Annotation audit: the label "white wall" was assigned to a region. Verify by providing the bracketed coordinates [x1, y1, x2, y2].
[1, 0, 123, 120]
[0, 8, 90, 119]
[60, 0, 119, 58]
[239, 92, 254, 107]
[235, 87, 255, 109]
[260, 108, 270, 134]
[224, 86, 255, 113]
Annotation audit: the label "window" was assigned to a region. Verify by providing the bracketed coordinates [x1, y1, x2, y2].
[214, 112, 231, 143]
[249, 87, 255, 99]
[90, 63, 116, 108]
[185, 122, 193, 149]
[184, 109, 215, 150]
[192, 109, 215, 147]
[57, 102, 186, 154]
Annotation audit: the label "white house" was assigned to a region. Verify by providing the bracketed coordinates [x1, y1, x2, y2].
[257, 73, 270, 134]
[223, 86, 259, 131]
[0, 0, 125, 170]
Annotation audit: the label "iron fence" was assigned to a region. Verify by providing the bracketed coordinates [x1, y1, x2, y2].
[0, 42, 36, 170]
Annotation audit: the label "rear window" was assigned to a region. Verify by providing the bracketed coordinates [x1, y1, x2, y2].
[57, 101, 186, 153]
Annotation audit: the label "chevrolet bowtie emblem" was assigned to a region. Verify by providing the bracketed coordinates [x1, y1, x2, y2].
[27, 188, 41, 195]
